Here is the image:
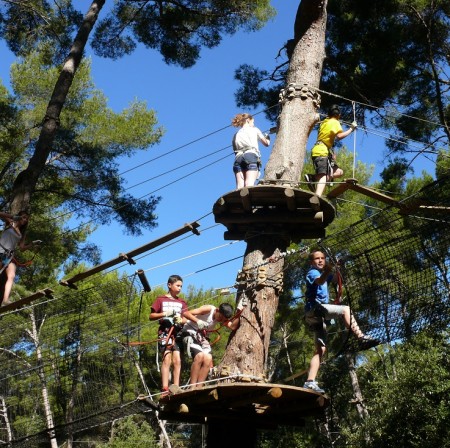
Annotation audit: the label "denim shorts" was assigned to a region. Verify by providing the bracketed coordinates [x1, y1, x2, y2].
[233, 152, 260, 173]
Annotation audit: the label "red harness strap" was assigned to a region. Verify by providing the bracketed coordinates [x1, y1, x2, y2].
[334, 269, 343, 304]
[205, 308, 243, 346]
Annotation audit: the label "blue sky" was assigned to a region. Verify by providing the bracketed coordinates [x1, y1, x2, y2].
[0, 1, 434, 294]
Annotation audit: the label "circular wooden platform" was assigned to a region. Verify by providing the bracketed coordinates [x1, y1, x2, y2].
[158, 382, 329, 428]
[212, 185, 336, 242]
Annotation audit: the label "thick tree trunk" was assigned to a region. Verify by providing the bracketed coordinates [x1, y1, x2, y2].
[219, 0, 328, 379]
[10, 0, 105, 213]
[220, 237, 286, 376]
[264, 0, 327, 183]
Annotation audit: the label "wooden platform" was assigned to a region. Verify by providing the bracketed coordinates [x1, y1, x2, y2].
[0, 288, 54, 314]
[212, 185, 336, 242]
[158, 382, 329, 428]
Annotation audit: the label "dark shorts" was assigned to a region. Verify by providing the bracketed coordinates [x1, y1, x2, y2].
[158, 321, 182, 353]
[158, 338, 181, 353]
[233, 152, 260, 173]
[312, 156, 339, 175]
[305, 303, 347, 347]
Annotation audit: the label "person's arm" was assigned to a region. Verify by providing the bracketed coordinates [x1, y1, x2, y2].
[336, 121, 357, 140]
[149, 307, 166, 321]
[0, 212, 14, 225]
[182, 305, 213, 325]
[149, 298, 172, 321]
[313, 265, 333, 285]
[17, 235, 40, 252]
[256, 128, 271, 147]
[225, 317, 240, 331]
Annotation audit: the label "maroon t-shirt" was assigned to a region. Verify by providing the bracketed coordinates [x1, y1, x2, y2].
[151, 295, 188, 320]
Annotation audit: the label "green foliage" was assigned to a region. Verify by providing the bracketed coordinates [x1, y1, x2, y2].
[0, 0, 83, 64]
[7, 51, 164, 236]
[234, 1, 450, 179]
[0, 1, 275, 69]
[97, 415, 158, 448]
[91, 1, 275, 67]
[341, 331, 450, 448]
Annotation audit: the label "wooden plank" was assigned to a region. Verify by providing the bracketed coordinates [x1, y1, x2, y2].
[217, 212, 323, 224]
[0, 288, 54, 313]
[60, 221, 200, 288]
[326, 178, 357, 199]
[158, 382, 329, 428]
[349, 183, 399, 206]
[284, 188, 297, 211]
[240, 187, 252, 212]
[326, 178, 401, 208]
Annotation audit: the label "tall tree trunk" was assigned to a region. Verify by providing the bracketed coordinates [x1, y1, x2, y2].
[219, 0, 328, 378]
[0, 395, 12, 444]
[220, 239, 286, 376]
[345, 353, 369, 420]
[10, 0, 105, 213]
[26, 310, 58, 448]
[264, 0, 327, 183]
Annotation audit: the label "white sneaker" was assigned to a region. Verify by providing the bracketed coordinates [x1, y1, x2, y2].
[303, 380, 325, 393]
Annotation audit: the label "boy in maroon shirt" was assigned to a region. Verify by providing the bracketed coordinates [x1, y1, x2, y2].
[150, 275, 187, 394]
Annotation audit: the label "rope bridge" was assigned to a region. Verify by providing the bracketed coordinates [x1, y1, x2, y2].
[320, 175, 450, 351]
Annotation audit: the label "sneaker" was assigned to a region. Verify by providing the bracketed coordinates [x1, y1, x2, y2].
[358, 336, 380, 350]
[169, 384, 183, 395]
[304, 174, 315, 193]
[303, 380, 325, 393]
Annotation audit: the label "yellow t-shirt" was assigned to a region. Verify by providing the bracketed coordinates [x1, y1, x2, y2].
[311, 117, 343, 157]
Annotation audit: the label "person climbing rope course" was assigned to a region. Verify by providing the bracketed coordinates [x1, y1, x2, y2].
[303, 250, 379, 393]
[304, 104, 357, 197]
[0, 211, 41, 307]
[149, 274, 187, 396]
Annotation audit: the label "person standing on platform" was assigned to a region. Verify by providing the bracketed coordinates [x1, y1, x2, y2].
[149, 274, 187, 395]
[304, 105, 357, 197]
[303, 250, 378, 393]
[231, 113, 271, 189]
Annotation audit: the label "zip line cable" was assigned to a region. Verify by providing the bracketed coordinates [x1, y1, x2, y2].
[124, 145, 231, 191]
[40, 94, 439, 239]
[43, 104, 279, 227]
[311, 85, 446, 129]
[15, 90, 444, 297]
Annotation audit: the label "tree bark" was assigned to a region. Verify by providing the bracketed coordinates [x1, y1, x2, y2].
[219, 0, 328, 378]
[0, 395, 12, 444]
[264, 0, 327, 183]
[220, 238, 286, 376]
[10, 0, 105, 213]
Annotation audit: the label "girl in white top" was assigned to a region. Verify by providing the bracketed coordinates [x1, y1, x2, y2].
[231, 113, 271, 189]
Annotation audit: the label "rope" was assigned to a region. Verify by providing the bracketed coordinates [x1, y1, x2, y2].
[352, 101, 357, 178]
[310, 85, 445, 128]
[139, 240, 240, 274]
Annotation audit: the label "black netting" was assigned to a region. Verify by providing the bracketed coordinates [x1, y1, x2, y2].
[320, 176, 450, 351]
[0, 273, 160, 446]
